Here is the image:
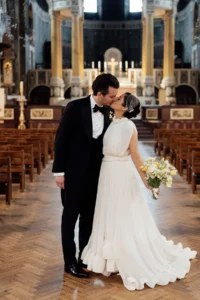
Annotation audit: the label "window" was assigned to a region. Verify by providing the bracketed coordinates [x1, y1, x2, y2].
[84, 0, 97, 13]
[130, 0, 143, 12]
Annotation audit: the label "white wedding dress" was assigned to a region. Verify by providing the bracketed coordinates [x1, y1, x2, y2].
[81, 117, 197, 290]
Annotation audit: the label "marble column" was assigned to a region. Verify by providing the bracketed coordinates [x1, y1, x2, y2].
[79, 16, 84, 78]
[161, 11, 176, 104]
[50, 13, 65, 105]
[71, 14, 81, 98]
[142, 17, 146, 77]
[142, 13, 155, 104]
[71, 13, 87, 98]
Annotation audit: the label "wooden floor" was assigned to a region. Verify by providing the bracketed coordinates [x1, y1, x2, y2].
[0, 141, 199, 300]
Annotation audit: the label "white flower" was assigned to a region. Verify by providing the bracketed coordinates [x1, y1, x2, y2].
[109, 111, 114, 121]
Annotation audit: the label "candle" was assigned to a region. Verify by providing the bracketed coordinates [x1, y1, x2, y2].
[98, 61, 101, 70]
[125, 61, 128, 70]
[92, 61, 95, 69]
[119, 61, 122, 69]
[104, 62, 107, 72]
[20, 81, 24, 96]
[131, 61, 134, 69]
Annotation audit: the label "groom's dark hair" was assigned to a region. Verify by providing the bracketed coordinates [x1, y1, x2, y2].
[92, 73, 119, 96]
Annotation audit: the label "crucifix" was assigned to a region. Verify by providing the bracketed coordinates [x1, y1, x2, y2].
[107, 58, 118, 76]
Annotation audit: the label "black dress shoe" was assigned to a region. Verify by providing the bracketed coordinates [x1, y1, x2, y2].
[65, 263, 89, 278]
[78, 258, 88, 269]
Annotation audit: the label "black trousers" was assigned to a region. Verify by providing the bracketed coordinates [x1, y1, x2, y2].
[61, 137, 102, 265]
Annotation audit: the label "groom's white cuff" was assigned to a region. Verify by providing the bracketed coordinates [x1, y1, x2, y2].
[54, 173, 65, 176]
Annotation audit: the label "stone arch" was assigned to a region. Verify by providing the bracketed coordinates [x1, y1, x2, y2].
[104, 47, 122, 62]
[154, 85, 159, 100]
[29, 85, 50, 105]
[64, 86, 71, 99]
[176, 85, 198, 105]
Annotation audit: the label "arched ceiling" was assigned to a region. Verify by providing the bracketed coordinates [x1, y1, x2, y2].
[36, 0, 48, 12]
[177, 0, 191, 12]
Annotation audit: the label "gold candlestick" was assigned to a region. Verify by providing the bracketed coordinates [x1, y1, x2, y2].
[17, 96, 26, 130]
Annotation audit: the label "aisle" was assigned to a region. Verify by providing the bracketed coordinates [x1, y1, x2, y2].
[0, 141, 199, 300]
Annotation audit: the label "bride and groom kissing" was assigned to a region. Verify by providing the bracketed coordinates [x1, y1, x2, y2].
[52, 73, 196, 291]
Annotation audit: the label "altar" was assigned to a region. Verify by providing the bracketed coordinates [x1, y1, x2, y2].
[116, 77, 136, 95]
[90, 53, 136, 96]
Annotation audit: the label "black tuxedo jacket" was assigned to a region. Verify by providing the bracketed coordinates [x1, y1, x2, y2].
[52, 95, 111, 186]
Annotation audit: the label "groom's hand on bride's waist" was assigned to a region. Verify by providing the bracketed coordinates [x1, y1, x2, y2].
[55, 175, 65, 189]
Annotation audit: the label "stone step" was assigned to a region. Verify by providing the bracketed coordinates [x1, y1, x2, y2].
[133, 120, 154, 140]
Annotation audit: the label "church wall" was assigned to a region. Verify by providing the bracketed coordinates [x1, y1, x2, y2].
[176, 1, 194, 65]
[61, 19, 164, 69]
[62, 24, 72, 69]
[25, 0, 50, 71]
[100, 0, 128, 20]
[0, 3, 8, 41]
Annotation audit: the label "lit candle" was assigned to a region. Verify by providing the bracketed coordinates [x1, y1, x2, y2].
[125, 61, 128, 70]
[98, 61, 101, 70]
[20, 81, 24, 96]
[131, 61, 134, 69]
[104, 61, 107, 72]
[92, 61, 95, 69]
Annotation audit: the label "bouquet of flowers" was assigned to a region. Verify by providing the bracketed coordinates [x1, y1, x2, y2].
[140, 157, 177, 200]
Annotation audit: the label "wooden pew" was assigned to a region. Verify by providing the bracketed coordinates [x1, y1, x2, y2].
[187, 145, 200, 184]
[178, 141, 200, 175]
[191, 151, 200, 193]
[0, 151, 25, 192]
[0, 157, 12, 204]
[9, 145, 34, 182]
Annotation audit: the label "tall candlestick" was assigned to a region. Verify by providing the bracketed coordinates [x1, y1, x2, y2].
[92, 61, 95, 69]
[125, 61, 128, 71]
[17, 96, 26, 129]
[20, 81, 24, 96]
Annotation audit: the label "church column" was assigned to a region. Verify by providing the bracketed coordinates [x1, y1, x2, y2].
[71, 12, 84, 98]
[160, 11, 176, 104]
[50, 12, 65, 105]
[142, 17, 146, 77]
[142, 13, 155, 104]
[79, 16, 84, 78]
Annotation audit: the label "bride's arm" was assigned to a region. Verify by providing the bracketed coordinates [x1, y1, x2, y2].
[129, 131, 150, 190]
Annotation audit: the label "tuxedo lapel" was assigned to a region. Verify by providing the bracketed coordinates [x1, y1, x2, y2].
[103, 107, 111, 135]
[82, 96, 93, 143]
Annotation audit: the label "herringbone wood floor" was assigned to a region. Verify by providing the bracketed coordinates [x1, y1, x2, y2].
[0, 141, 199, 300]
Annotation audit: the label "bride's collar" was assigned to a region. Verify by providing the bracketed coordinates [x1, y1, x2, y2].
[113, 116, 127, 123]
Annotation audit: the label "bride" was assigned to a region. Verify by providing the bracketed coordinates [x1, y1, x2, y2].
[81, 92, 197, 290]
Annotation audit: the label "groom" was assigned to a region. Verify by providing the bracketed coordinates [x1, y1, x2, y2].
[53, 73, 119, 278]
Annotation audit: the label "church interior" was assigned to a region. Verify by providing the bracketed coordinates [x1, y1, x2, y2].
[0, 0, 200, 299]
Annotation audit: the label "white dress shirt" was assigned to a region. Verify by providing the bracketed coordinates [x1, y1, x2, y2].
[90, 94, 104, 139]
[54, 95, 104, 176]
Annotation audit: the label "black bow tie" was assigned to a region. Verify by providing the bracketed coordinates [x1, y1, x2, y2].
[93, 104, 106, 115]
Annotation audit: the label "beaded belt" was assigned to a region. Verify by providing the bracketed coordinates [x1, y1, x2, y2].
[103, 155, 129, 162]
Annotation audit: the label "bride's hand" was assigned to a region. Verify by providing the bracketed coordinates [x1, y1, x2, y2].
[144, 181, 152, 191]
[144, 182, 160, 196]
[143, 180, 156, 193]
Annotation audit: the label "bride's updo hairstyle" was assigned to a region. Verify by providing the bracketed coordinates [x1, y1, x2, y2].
[123, 92, 140, 119]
